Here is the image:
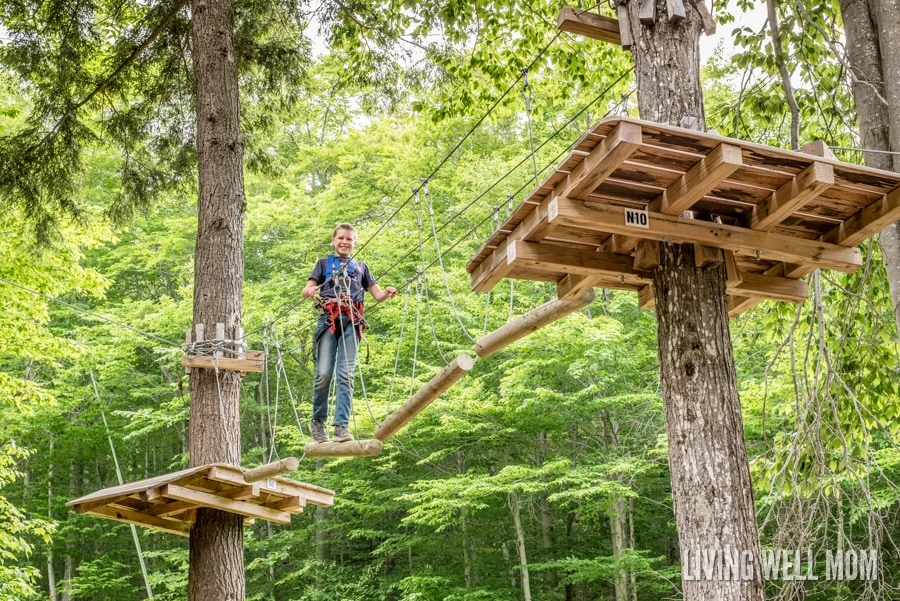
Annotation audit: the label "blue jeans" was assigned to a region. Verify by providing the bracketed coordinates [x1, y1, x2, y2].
[312, 314, 359, 426]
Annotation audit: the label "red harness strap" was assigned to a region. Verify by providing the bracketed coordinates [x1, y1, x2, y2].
[321, 297, 365, 338]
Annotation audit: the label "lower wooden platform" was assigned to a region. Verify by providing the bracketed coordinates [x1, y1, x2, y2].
[304, 439, 383, 457]
[66, 463, 334, 536]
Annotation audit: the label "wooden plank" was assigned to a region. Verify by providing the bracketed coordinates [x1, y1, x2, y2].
[640, 0, 657, 24]
[750, 161, 834, 231]
[550, 197, 862, 272]
[633, 239, 660, 270]
[204, 465, 334, 508]
[650, 143, 743, 215]
[181, 350, 265, 373]
[723, 251, 743, 286]
[615, 3, 633, 49]
[557, 274, 599, 300]
[74, 494, 133, 515]
[822, 186, 900, 246]
[375, 355, 474, 441]
[220, 484, 260, 501]
[304, 439, 383, 458]
[730, 273, 808, 303]
[566, 121, 643, 200]
[666, 0, 686, 22]
[802, 140, 836, 159]
[637, 285, 656, 309]
[728, 295, 763, 317]
[470, 194, 559, 292]
[266, 496, 304, 512]
[692, 0, 716, 34]
[88, 505, 191, 537]
[694, 243, 723, 268]
[557, 6, 622, 45]
[161, 484, 291, 524]
[475, 290, 595, 357]
[148, 499, 197, 518]
[507, 240, 651, 284]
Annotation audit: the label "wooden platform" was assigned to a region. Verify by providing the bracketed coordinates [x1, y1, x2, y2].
[66, 463, 334, 536]
[467, 117, 900, 315]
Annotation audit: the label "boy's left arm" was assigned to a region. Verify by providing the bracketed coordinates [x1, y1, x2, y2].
[368, 283, 398, 302]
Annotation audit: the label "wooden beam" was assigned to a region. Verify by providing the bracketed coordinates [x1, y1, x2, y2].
[220, 484, 260, 501]
[507, 240, 651, 283]
[557, 6, 621, 45]
[375, 354, 475, 441]
[729, 273, 808, 303]
[802, 140, 836, 159]
[750, 161, 833, 231]
[638, 285, 656, 309]
[556, 274, 599, 300]
[88, 505, 191, 537]
[640, 0, 657, 24]
[727, 295, 763, 317]
[204, 465, 335, 508]
[822, 186, 900, 246]
[550, 196, 862, 272]
[565, 121, 643, 200]
[148, 499, 196, 518]
[181, 350, 265, 373]
[723, 250, 742, 286]
[475, 290, 595, 358]
[694, 243, 723, 268]
[304, 439, 383, 458]
[691, 0, 716, 34]
[650, 143, 743, 215]
[161, 484, 291, 524]
[633, 240, 660, 271]
[266, 496, 304, 512]
[666, 0, 686, 22]
[615, 2, 633, 49]
[243, 457, 299, 483]
[471, 195, 558, 292]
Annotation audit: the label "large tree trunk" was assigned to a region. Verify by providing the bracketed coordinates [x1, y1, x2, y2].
[623, 5, 765, 601]
[187, 0, 246, 600]
[609, 498, 628, 601]
[840, 0, 900, 333]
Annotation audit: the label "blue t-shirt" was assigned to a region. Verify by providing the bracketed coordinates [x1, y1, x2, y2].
[309, 256, 376, 304]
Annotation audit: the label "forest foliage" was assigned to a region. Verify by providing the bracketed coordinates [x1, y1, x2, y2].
[1, 1, 899, 600]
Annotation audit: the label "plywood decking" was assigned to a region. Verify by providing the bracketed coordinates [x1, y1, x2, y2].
[467, 117, 900, 316]
[66, 463, 334, 536]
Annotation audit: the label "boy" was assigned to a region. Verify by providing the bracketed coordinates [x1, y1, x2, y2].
[301, 223, 397, 443]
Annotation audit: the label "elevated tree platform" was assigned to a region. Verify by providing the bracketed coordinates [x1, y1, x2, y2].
[467, 116, 900, 315]
[66, 461, 334, 537]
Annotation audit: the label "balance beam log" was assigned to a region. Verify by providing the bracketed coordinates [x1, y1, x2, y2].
[474, 289, 595, 358]
[375, 354, 475, 441]
[304, 439, 383, 457]
[243, 457, 299, 483]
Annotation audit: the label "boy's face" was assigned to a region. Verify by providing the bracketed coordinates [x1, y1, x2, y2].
[331, 228, 357, 257]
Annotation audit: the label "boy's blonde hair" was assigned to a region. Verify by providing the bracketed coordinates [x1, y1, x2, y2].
[333, 223, 357, 238]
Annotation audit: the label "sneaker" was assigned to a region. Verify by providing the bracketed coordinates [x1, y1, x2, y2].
[310, 420, 329, 443]
[333, 424, 354, 443]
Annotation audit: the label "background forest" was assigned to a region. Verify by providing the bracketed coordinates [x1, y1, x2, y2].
[2, 1, 899, 600]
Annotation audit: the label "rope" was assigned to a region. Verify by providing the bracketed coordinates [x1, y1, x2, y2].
[521, 67, 540, 187]
[0, 275, 181, 348]
[422, 182, 478, 344]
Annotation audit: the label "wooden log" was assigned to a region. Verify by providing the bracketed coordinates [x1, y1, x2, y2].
[615, 2, 633, 50]
[243, 457, 299, 483]
[375, 355, 475, 441]
[475, 290, 595, 358]
[304, 439, 383, 458]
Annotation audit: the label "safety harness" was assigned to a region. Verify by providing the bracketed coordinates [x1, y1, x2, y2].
[316, 254, 368, 338]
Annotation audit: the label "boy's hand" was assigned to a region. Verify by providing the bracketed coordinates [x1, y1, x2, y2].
[383, 286, 398, 300]
[302, 284, 318, 299]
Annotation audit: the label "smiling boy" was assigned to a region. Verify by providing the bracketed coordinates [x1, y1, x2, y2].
[301, 223, 397, 443]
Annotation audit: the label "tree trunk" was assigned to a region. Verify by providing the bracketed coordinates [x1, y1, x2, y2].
[508, 492, 532, 601]
[47, 437, 57, 601]
[840, 0, 900, 334]
[623, 5, 765, 600]
[461, 507, 474, 589]
[187, 0, 246, 599]
[610, 498, 628, 601]
[539, 494, 558, 590]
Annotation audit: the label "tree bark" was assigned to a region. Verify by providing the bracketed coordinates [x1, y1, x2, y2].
[840, 0, 900, 333]
[623, 5, 765, 600]
[187, 0, 247, 599]
[47, 437, 57, 601]
[508, 492, 532, 601]
[610, 498, 628, 601]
